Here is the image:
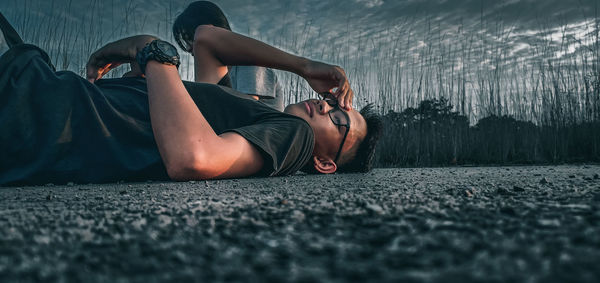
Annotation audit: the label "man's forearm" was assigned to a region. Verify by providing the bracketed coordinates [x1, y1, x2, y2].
[145, 61, 219, 178]
[145, 60, 264, 180]
[192, 25, 355, 109]
[193, 25, 309, 76]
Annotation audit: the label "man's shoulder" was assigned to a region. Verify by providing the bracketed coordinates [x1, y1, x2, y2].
[228, 113, 314, 176]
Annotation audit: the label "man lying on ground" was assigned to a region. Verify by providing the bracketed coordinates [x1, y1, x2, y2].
[0, 12, 382, 186]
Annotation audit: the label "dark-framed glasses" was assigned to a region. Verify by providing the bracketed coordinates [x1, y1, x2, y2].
[320, 92, 351, 163]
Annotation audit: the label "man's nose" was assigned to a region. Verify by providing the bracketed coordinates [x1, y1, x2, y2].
[315, 100, 331, 115]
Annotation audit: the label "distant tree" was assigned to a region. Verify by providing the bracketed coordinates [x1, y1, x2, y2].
[377, 98, 469, 166]
[416, 97, 453, 121]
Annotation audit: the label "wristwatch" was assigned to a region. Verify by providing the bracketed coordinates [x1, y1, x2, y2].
[136, 39, 180, 74]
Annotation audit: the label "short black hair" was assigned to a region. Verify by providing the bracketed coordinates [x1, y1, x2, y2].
[301, 103, 383, 174]
[337, 103, 383, 173]
[172, 1, 231, 52]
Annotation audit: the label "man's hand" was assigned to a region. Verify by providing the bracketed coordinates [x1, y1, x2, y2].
[301, 60, 354, 111]
[86, 35, 158, 83]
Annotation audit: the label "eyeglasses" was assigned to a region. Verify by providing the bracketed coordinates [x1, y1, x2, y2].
[321, 92, 351, 163]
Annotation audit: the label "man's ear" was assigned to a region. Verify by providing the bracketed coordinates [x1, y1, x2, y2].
[312, 155, 337, 174]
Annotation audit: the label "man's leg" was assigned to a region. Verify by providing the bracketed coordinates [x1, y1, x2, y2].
[0, 12, 55, 70]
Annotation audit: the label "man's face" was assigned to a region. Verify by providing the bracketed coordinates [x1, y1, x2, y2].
[284, 99, 367, 164]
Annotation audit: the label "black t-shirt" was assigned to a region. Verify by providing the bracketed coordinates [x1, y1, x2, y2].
[0, 45, 314, 185]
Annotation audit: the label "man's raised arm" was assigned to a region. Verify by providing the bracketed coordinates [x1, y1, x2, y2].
[191, 25, 354, 111]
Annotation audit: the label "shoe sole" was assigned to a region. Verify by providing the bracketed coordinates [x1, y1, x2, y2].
[0, 12, 24, 47]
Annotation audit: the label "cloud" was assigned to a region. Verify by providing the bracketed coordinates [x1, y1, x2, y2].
[355, 0, 385, 8]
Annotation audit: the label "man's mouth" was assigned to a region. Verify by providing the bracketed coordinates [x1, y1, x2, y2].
[304, 101, 312, 117]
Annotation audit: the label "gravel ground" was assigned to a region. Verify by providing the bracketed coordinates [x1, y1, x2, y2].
[1, 165, 599, 283]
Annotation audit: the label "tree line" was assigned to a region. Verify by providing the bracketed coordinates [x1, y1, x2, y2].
[375, 98, 600, 167]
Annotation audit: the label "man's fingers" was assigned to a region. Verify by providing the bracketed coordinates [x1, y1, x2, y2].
[333, 69, 350, 107]
[86, 63, 98, 82]
[86, 70, 100, 83]
[337, 81, 349, 109]
[86, 57, 105, 83]
[86, 72, 97, 83]
[86, 51, 102, 76]
[345, 88, 354, 111]
[86, 61, 121, 83]
[338, 89, 346, 109]
[342, 91, 351, 111]
[336, 80, 353, 111]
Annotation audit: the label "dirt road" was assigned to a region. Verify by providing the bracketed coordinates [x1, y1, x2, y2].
[1, 166, 599, 282]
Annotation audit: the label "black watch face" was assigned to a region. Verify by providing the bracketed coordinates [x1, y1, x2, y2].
[156, 41, 178, 57]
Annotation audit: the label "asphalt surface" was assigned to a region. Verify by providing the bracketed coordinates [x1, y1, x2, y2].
[1, 166, 599, 283]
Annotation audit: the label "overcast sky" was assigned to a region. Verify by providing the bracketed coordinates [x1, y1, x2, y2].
[1, 0, 598, 114]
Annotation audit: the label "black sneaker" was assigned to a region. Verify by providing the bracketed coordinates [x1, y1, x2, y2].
[0, 12, 24, 47]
